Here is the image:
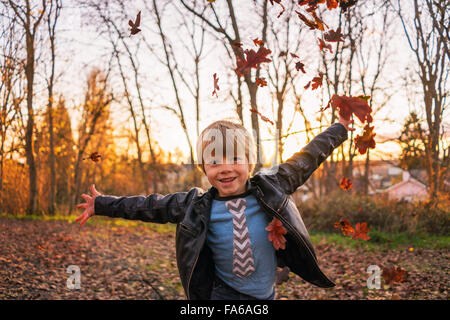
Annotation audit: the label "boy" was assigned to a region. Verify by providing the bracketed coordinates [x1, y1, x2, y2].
[76, 116, 353, 300]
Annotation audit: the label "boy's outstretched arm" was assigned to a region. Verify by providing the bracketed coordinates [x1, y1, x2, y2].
[273, 118, 351, 195]
[75, 184, 199, 225]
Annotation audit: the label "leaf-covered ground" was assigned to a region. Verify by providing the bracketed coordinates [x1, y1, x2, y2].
[0, 217, 448, 300]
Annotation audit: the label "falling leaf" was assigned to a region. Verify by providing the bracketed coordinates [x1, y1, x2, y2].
[339, 177, 352, 190]
[355, 123, 376, 154]
[82, 152, 102, 162]
[333, 219, 355, 237]
[236, 46, 272, 76]
[324, 27, 344, 42]
[310, 9, 327, 30]
[253, 38, 264, 46]
[266, 218, 287, 250]
[212, 73, 219, 98]
[295, 10, 319, 30]
[255, 77, 267, 87]
[129, 11, 141, 36]
[304, 72, 323, 90]
[382, 266, 408, 284]
[352, 222, 370, 241]
[295, 61, 306, 73]
[326, 0, 339, 10]
[318, 38, 333, 53]
[339, 0, 358, 12]
[322, 94, 373, 124]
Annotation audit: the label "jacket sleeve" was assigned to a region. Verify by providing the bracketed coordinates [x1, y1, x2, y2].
[94, 187, 200, 224]
[274, 122, 348, 194]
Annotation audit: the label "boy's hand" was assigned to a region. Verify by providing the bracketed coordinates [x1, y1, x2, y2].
[75, 184, 101, 226]
[338, 114, 356, 131]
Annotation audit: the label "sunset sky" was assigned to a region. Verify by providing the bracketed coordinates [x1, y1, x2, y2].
[29, 0, 449, 165]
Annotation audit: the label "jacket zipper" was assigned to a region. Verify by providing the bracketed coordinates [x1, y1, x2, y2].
[186, 216, 207, 300]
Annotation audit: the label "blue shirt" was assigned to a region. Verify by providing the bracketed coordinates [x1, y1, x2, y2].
[206, 191, 277, 299]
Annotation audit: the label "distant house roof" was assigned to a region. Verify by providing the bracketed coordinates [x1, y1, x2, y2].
[382, 177, 427, 193]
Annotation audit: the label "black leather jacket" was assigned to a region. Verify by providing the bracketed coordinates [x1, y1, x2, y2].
[94, 122, 348, 299]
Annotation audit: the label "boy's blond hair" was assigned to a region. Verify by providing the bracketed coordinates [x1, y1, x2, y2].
[196, 120, 257, 175]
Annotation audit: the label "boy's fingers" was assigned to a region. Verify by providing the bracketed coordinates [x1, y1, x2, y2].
[81, 194, 91, 202]
[80, 215, 90, 226]
[75, 213, 84, 222]
[90, 184, 101, 197]
[76, 203, 86, 209]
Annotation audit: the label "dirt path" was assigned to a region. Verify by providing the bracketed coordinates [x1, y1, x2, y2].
[0, 218, 448, 299]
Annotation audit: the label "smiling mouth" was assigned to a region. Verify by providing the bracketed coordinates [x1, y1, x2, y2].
[219, 177, 236, 183]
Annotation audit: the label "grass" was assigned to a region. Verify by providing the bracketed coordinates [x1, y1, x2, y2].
[310, 230, 450, 251]
[2, 212, 448, 250]
[0, 212, 177, 233]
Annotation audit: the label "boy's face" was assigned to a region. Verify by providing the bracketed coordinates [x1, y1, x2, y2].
[204, 156, 250, 197]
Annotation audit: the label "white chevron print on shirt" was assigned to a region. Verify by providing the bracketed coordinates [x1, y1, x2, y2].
[225, 198, 255, 278]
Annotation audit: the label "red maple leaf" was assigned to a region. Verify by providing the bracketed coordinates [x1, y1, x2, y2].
[266, 218, 287, 250]
[305, 72, 323, 90]
[323, 94, 373, 124]
[355, 123, 376, 154]
[212, 73, 219, 98]
[339, 177, 352, 190]
[382, 266, 408, 285]
[236, 46, 272, 76]
[324, 27, 344, 42]
[352, 222, 370, 240]
[253, 38, 264, 46]
[318, 38, 333, 53]
[333, 219, 355, 237]
[326, 0, 339, 10]
[255, 77, 267, 87]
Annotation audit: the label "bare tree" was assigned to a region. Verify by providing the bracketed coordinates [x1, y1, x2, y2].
[80, 0, 155, 193]
[44, 0, 62, 215]
[393, 0, 449, 202]
[150, 0, 197, 172]
[265, 1, 305, 163]
[318, 1, 393, 196]
[4, 0, 47, 214]
[0, 12, 23, 207]
[69, 68, 113, 214]
[354, 1, 394, 196]
[179, 0, 271, 171]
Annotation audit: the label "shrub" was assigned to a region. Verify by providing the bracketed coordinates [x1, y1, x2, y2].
[297, 189, 450, 236]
